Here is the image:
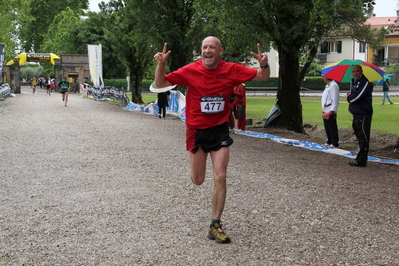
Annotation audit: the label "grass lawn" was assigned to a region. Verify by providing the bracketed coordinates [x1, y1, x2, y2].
[140, 93, 399, 137]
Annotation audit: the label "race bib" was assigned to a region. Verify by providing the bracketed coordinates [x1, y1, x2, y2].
[200, 96, 225, 114]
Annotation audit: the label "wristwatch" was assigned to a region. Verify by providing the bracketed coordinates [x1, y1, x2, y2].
[260, 64, 269, 69]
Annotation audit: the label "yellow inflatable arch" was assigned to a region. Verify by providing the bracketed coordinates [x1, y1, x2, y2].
[6, 53, 60, 65]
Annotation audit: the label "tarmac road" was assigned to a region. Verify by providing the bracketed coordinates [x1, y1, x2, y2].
[1, 87, 399, 265]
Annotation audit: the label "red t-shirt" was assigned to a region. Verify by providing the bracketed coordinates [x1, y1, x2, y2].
[165, 60, 257, 129]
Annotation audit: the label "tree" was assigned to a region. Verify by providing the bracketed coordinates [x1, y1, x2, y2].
[131, 0, 200, 73]
[74, 11, 126, 79]
[17, 0, 89, 53]
[0, 0, 24, 61]
[42, 8, 82, 54]
[193, 1, 268, 64]
[300, 58, 323, 77]
[42, 8, 127, 79]
[101, 0, 154, 103]
[100, 0, 201, 103]
[20, 64, 46, 81]
[205, 0, 378, 132]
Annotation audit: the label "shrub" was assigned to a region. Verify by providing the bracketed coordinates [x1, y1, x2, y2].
[102, 79, 153, 91]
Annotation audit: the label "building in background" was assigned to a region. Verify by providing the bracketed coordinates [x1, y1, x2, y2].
[366, 16, 399, 66]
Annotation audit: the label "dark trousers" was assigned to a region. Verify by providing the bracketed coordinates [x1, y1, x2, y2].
[159, 106, 166, 118]
[352, 116, 372, 164]
[323, 113, 339, 147]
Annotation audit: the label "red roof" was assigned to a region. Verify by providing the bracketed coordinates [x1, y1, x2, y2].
[366, 16, 397, 27]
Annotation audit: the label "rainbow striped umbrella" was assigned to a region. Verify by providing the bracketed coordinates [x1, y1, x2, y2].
[322, 59, 384, 83]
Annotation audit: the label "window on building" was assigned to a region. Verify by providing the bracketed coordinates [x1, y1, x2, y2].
[320, 41, 342, 53]
[359, 42, 366, 53]
[320, 42, 329, 53]
[329, 41, 342, 53]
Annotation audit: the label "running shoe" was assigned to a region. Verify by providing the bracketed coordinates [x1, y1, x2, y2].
[208, 223, 231, 243]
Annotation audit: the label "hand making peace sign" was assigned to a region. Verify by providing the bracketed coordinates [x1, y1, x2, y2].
[154, 43, 171, 64]
[250, 43, 269, 67]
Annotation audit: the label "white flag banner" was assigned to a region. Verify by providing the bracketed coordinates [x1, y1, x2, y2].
[87, 44, 104, 87]
[0, 44, 5, 84]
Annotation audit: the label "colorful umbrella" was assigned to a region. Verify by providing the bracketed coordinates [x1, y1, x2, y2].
[376, 74, 394, 86]
[321, 59, 384, 83]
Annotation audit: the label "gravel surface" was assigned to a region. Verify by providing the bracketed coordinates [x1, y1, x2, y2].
[1, 87, 399, 265]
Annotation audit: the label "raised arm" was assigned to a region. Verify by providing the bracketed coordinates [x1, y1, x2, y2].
[250, 43, 270, 81]
[154, 43, 173, 88]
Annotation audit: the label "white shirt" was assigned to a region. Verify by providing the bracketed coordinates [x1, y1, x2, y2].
[321, 80, 340, 113]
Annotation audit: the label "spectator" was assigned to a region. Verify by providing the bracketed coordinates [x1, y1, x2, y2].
[382, 78, 394, 105]
[157, 91, 170, 119]
[347, 65, 373, 167]
[321, 77, 340, 148]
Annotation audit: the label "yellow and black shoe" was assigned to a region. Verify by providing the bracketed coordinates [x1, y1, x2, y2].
[208, 223, 231, 243]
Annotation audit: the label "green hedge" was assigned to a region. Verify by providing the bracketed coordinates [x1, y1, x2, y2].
[103, 79, 127, 89]
[303, 77, 328, 91]
[103, 77, 346, 92]
[102, 79, 153, 91]
[245, 77, 327, 91]
[244, 78, 279, 88]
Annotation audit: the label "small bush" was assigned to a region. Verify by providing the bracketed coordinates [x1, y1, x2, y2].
[102, 79, 153, 91]
[103, 79, 127, 89]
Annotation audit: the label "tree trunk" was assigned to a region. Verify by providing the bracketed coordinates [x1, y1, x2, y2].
[130, 74, 143, 104]
[274, 49, 304, 133]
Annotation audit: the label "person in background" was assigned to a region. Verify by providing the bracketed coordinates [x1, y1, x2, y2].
[321, 77, 340, 148]
[157, 90, 170, 118]
[382, 78, 394, 105]
[232, 83, 247, 131]
[50, 78, 56, 92]
[46, 77, 52, 95]
[347, 65, 373, 167]
[31, 77, 37, 94]
[153, 36, 270, 243]
[58, 77, 70, 107]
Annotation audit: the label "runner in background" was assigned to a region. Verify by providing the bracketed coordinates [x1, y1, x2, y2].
[31, 77, 37, 94]
[46, 77, 52, 95]
[58, 77, 70, 107]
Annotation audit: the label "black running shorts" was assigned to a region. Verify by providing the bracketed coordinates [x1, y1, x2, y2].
[186, 122, 233, 154]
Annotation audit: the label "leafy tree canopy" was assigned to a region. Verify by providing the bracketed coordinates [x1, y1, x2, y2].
[18, 0, 89, 53]
[0, 0, 24, 61]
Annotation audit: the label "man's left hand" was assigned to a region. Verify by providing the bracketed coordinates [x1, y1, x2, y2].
[251, 43, 268, 67]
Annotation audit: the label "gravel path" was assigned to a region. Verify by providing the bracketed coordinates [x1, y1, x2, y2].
[1, 87, 399, 265]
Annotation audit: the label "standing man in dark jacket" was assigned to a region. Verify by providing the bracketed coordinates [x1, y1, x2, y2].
[347, 65, 373, 167]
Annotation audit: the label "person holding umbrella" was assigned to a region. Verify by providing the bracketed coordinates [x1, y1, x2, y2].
[322, 60, 383, 166]
[382, 78, 394, 105]
[347, 65, 373, 167]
